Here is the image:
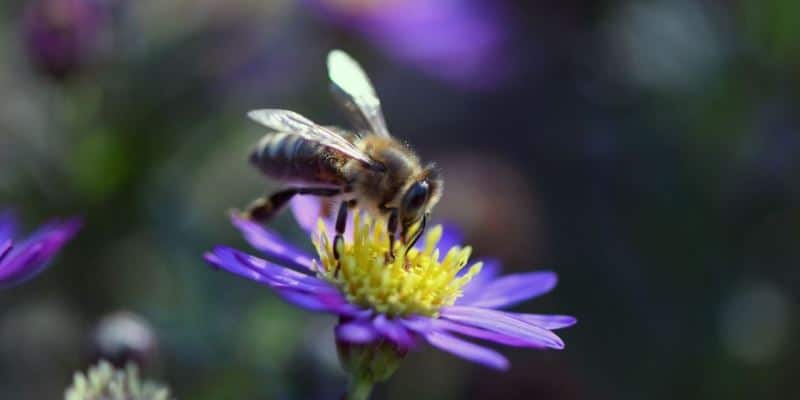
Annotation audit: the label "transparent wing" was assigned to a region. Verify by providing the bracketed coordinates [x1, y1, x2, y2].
[323, 125, 360, 143]
[327, 49, 391, 137]
[247, 109, 377, 166]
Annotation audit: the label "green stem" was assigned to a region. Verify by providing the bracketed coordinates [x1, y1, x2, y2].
[345, 376, 374, 400]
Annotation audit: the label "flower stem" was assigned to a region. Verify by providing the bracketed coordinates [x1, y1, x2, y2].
[345, 376, 373, 400]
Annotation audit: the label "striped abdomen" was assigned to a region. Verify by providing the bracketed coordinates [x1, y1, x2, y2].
[250, 132, 346, 186]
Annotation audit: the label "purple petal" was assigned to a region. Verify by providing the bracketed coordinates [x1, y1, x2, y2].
[205, 250, 277, 286]
[462, 271, 557, 309]
[401, 315, 538, 348]
[429, 318, 538, 347]
[204, 247, 332, 293]
[399, 315, 434, 333]
[457, 258, 500, 305]
[280, 287, 368, 317]
[0, 217, 81, 288]
[425, 331, 509, 370]
[278, 289, 335, 312]
[336, 319, 379, 344]
[373, 314, 415, 349]
[230, 214, 315, 271]
[205, 247, 367, 316]
[289, 196, 358, 241]
[0, 240, 12, 264]
[278, 288, 348, 314]
[15, 217, 81, 251]
[290, 196, 331, 234]
[512, 314, 577, 330]
[440, 306, 565, 350]
[0, 242, 44, 284]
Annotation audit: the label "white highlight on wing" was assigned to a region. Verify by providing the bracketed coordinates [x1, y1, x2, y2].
[327, 49, 390, 137]
[247, 109, 375, 165]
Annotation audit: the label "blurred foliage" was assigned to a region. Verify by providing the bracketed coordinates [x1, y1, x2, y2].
[1, 0, 798, 399]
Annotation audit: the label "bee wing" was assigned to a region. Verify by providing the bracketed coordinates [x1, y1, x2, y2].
[327, 49, 391, 137]
[247, 109, 379, 167]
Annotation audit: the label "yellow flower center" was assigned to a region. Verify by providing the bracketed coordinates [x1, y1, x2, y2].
[312, 212, 482, 317]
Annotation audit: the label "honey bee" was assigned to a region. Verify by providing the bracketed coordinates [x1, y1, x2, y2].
[242, 50, 442, 256]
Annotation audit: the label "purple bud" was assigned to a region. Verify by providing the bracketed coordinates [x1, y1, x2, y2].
[21, 0, 112, 80]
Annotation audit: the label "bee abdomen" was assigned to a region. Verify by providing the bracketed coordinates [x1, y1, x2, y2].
[250, 133, 344, 185]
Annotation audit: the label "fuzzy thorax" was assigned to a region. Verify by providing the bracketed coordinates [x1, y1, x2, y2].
[313, 212, 482, 317]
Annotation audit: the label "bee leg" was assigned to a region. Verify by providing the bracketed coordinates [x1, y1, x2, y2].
[332, 200, 358, 276]
[242, 190, 294, 222]
[243, 187, 341, 223]
[386, 208, 399, 262]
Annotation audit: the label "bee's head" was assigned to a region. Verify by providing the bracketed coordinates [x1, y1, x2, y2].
[399, 164, 442, 239]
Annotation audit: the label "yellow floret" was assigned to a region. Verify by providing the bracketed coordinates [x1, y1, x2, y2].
[312, 212, 482, 317]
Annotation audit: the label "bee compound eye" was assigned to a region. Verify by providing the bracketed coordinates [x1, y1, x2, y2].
[402, 181, 430, 212]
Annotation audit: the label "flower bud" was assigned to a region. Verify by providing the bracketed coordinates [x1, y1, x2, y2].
[336, 326, 407, 384]
[22, 0, 112, 80]
[91, 311, 158, 369]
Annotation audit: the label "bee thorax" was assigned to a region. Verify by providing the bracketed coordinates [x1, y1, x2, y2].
[344, 136, 423, 214]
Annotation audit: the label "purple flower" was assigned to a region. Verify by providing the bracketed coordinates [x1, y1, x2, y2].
[0, 210, 81, 289]
[22, 0, 112, 79]
[308, 0, 513, 89]
[205, 200, 574, 371]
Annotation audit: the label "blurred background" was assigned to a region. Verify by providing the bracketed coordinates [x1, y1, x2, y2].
[1, 0, 798, 398]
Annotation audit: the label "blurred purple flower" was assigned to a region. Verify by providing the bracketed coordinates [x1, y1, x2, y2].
[22, 0, 112, 79]
[0, 211, 81, 289]
[308, 0, 513, 89]
[204, 200, 574, 371]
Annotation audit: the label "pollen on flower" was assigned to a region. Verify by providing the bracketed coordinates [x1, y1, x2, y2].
[312, 212, 482, 317]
